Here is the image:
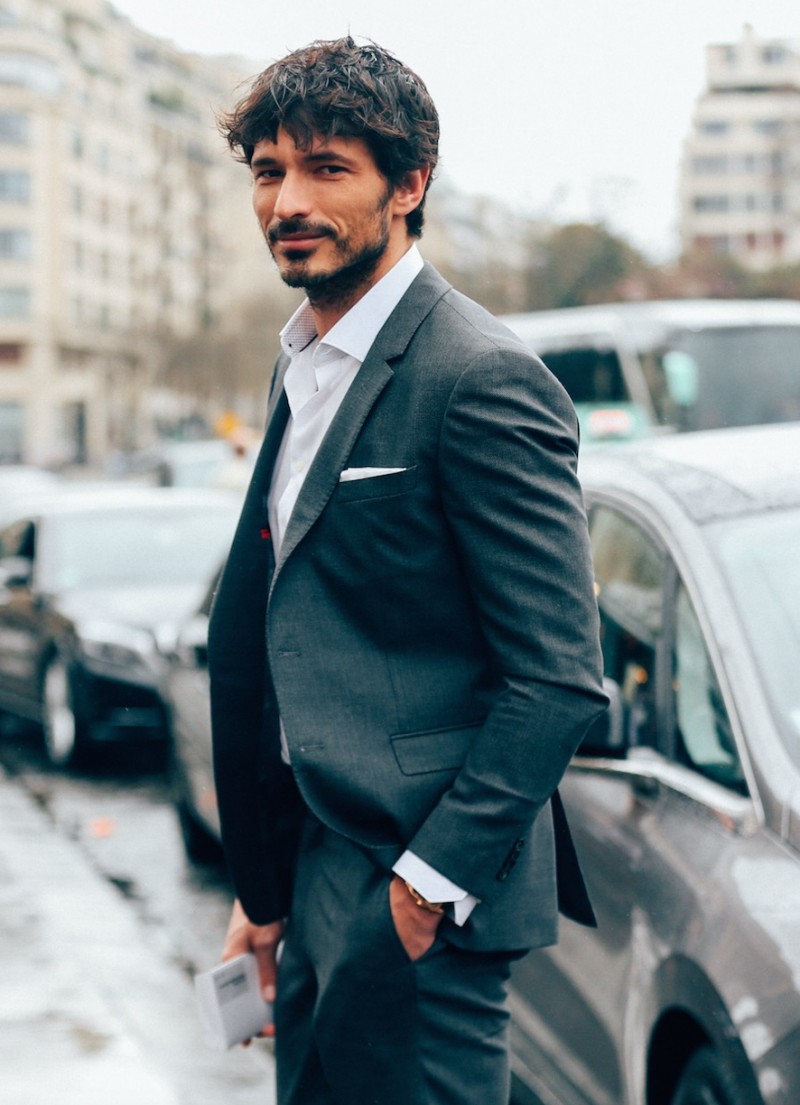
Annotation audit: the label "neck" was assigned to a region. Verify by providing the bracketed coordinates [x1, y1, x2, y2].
[309, 235, 414, 338]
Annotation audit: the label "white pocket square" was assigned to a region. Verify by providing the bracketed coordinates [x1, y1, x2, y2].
[339, 467, 407, 482]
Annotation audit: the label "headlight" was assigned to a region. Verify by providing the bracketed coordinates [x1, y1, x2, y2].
[77, 619, 159, 672]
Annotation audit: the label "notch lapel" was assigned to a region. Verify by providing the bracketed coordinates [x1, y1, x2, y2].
[273, 263, 452, 574]
[275, 352, 393, 570]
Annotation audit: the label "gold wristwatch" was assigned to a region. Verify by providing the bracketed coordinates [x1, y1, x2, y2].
[403, 880, 445, 914]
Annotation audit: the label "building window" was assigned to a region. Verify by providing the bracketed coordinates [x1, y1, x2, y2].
[0, 401, 23, 462]
[0, 170, 30, 202]
[695, 236, 730, 255]
[699, 120, 730, 135]
[0, 229, 31, 260]
[69, 126, 84, 160]
[743, 193, 778, 212]
[692, 156, 728, 174]
[0, 111, 29, 145]
[0, 286, 30, 317]
[0, 52, 61, 95]
[0, 342, 22, 363]
[720, 153, 785, 175]
[762, 45, 786, 64]
[753, 118, 784, 135]
[693, 195, 729, 212]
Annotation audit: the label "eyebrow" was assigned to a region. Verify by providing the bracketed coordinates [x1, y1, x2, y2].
[250, 147, 359, 170]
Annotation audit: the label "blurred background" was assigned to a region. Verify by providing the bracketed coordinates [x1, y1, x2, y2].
[2, 4, 800, 1105]
[1, 0, 799, 471]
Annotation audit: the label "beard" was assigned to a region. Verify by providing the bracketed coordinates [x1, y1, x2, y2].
[266, 191, 393, 312]
[278, 231, 390, 312]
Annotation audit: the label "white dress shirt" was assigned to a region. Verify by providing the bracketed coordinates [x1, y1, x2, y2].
[268, 245, 478, 925]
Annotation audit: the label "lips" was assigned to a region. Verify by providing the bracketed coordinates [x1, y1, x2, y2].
[275, 232, 325, 250]
[269, 222, 335, 249]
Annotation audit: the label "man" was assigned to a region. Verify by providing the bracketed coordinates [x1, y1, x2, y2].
[209, 36, 607, 1105]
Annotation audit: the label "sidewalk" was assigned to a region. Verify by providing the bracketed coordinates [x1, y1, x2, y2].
[0, 768, 275, 1105]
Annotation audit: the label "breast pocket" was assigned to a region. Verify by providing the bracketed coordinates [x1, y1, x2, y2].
[335, 465, 418, 503]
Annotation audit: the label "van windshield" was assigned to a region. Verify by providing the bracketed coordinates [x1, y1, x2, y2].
[644, 325, 800, 431]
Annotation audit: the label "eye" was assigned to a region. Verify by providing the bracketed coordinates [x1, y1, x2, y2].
[253, 167, 282, 182]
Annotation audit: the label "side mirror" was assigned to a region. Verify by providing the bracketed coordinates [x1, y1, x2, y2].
[579, 677, 627, 756]
[662, 350, 699, 408]
[0, 555, 33, 589]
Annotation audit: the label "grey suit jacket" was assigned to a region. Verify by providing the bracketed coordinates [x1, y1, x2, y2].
[208, 263, 607, 952]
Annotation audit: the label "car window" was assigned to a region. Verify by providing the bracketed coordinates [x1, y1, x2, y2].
[672, 584, 746, 794]
[540, 346, 627, 404]
[590, 506, 664, 747]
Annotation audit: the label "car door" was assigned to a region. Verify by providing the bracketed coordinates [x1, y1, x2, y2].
[510, 496, 754, 1105]
[511, 502, 668, 1105]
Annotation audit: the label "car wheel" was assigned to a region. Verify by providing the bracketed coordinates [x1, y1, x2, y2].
[671, 1046, 756, 1105]
[170, 752, 222, 865]
[176, 798, 223, 865]
[42, 657, 83, 767]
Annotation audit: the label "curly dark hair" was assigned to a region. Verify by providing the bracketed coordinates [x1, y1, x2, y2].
[219, 37, 439, 237]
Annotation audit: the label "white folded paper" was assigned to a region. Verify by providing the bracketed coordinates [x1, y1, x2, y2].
[194, 952, 272, 1050]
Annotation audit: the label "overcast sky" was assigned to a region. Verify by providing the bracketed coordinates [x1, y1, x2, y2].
[111, 0, 800, 260]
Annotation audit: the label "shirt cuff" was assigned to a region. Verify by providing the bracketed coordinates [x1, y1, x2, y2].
[393, 850, 480, 926]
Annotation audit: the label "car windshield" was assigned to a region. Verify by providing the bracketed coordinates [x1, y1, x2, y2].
[645, 325, 800, 432]
[40, 504, 237, 591]
[710, 508, 800, 767]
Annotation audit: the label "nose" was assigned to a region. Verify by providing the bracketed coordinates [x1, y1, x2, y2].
[272, 170, 313, 222]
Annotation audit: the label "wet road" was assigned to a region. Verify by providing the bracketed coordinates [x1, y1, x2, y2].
[0, 722, 233, 980]
[0, 720, 545, 1105]
[0, 719, 279, 1105]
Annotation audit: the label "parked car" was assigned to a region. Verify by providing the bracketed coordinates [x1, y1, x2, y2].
[503, 298, 800, 445]
[125, 436, 258, 492]
[510, 422, 800, 1105]
[0, 486, 240, 766]
[165, 423, 800, 1105]
[165, 568, 221, 861]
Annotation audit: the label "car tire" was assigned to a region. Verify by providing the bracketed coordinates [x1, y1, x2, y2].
[170, 753, 222, 865]
[176, 797, 222, 865]
[42, 656, 84, 768]
[671, 1046, 756, 1105]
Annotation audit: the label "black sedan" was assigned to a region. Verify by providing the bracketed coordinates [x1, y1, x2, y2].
[0, 485, 240, 766]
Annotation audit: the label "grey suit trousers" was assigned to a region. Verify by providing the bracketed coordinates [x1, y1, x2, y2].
[275, 814, 523, 1105]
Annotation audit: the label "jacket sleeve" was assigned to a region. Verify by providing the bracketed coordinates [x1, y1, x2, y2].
[405, 344, 608, 904]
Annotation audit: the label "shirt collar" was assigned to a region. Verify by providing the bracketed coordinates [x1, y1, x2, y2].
[279, 245, 424, 364]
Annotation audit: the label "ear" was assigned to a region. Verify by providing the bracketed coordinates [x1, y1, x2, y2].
[390, 167, 430, 218]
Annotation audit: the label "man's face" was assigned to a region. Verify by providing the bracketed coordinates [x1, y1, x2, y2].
[250, 129, 400, 299]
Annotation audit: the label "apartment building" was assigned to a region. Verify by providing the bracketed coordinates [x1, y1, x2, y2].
[679, 24, 800, 272]
[0, 0, 265, 466]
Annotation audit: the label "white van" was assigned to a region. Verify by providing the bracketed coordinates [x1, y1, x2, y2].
[503, 299, 800, 444]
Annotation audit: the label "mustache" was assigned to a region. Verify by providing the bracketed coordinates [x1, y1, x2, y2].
[267, 220, 337, 244]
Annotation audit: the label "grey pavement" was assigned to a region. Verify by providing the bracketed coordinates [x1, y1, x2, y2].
[0, 767, 276, 1105]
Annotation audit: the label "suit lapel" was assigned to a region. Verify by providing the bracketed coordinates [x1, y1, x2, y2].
[275, 263, 451, 573]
